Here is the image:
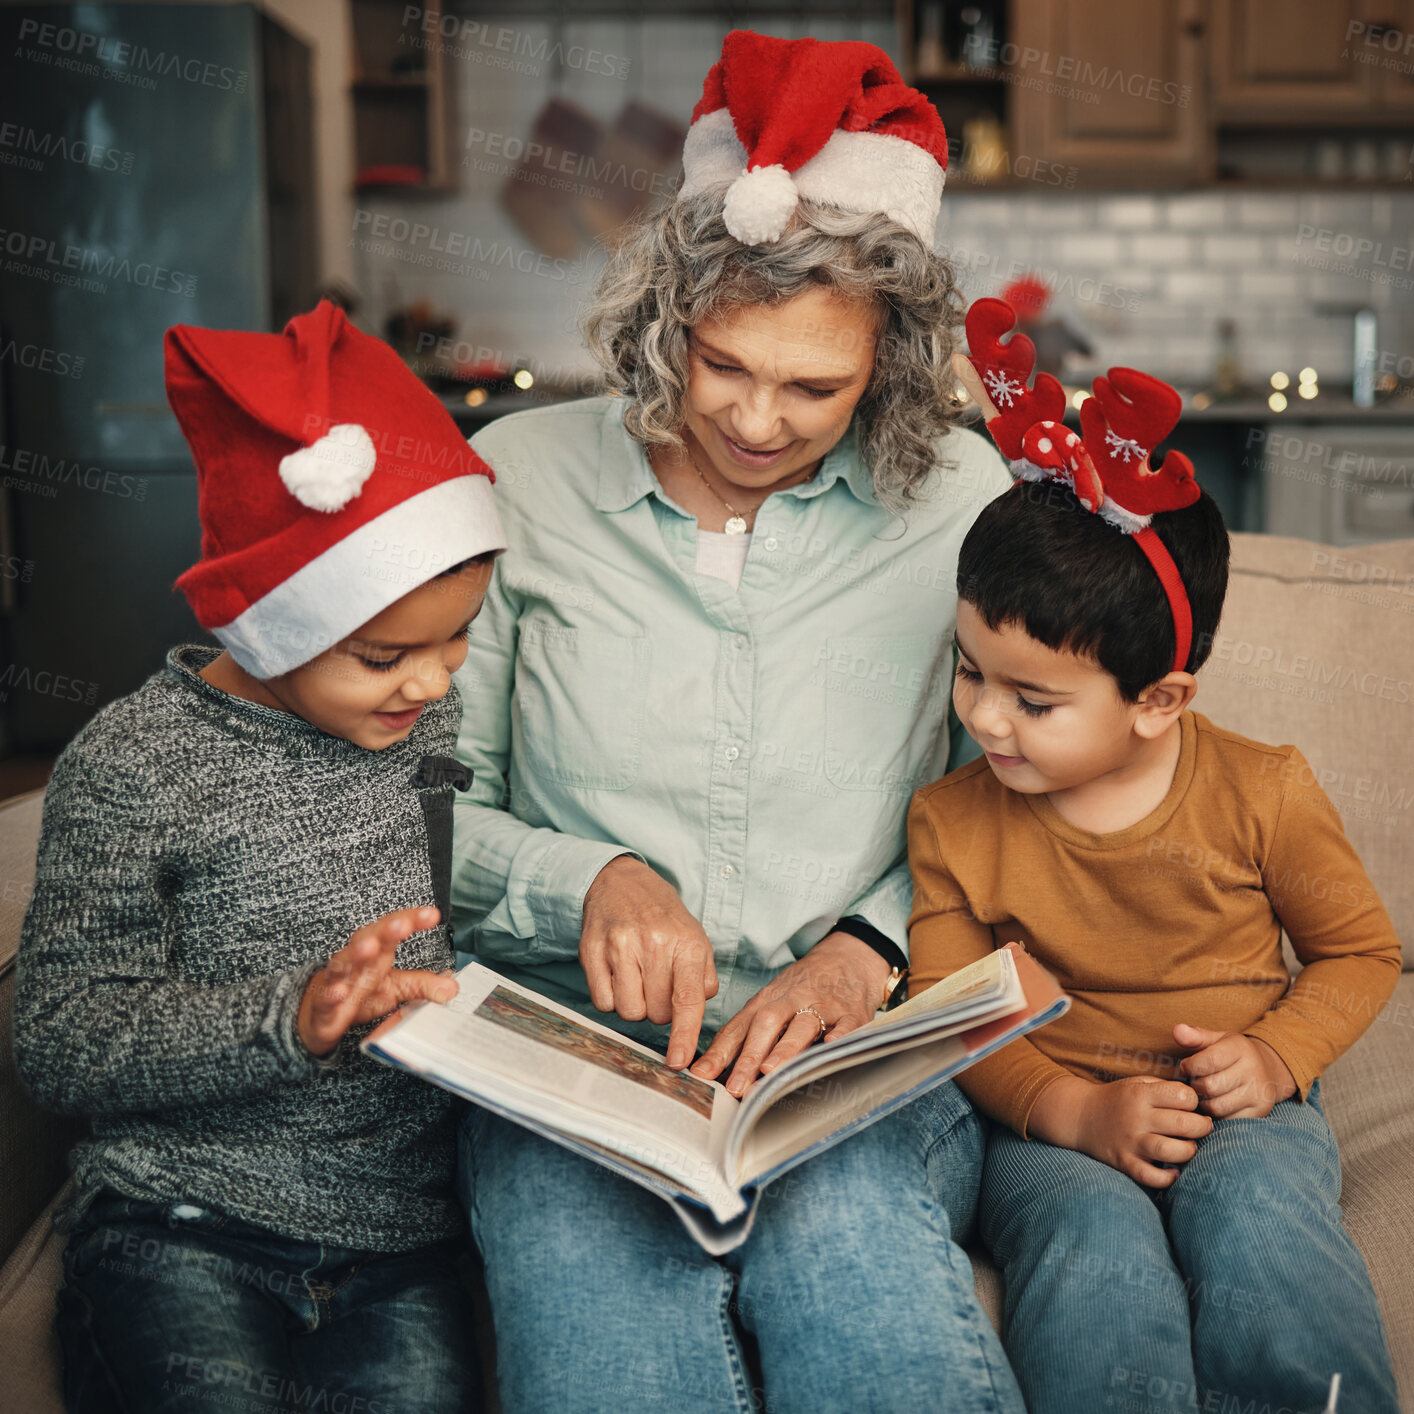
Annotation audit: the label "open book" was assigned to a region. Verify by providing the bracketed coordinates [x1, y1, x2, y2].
[363, 941, 1068, 1253]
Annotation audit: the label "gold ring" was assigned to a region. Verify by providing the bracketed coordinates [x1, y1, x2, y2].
[794, 1005, 827, 1041]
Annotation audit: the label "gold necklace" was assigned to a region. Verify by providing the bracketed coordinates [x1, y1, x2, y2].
[682, 434, 817, 536]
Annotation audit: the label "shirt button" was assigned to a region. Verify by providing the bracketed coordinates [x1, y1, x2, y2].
[733, 635, 747, 650]
[764, 536, 779, 551]
[721, 864, 734, 878]
[725, 746, 739, 762]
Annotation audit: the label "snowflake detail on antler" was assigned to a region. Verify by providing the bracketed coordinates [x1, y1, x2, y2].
[1104, 429, 1147, 464]
[983, 368, 1025, 409]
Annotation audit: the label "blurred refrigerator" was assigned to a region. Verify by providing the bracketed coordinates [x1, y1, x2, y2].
[0, 2, 316, 752]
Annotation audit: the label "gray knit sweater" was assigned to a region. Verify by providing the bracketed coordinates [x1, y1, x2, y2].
[14, 643, 467, 1253]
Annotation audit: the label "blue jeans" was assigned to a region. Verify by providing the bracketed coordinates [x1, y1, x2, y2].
[978, 1081, 1399, 1414]
[55, 1187, 480, 1414]
[457, 1080, 1025, 1414]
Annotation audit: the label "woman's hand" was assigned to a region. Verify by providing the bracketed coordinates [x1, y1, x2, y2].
[1028, 1073, 1214, 1189]
[688, 932, 892, 1098]
[1174, 1024, 1297, 1118]
[579, 856, 719, 1070]
[298, 905, 457, 1058]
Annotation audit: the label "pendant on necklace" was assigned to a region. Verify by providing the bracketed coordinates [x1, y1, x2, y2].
[724, 515, 749, 535]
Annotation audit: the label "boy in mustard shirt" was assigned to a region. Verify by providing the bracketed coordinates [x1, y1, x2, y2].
[906, 299, 1401, 1414]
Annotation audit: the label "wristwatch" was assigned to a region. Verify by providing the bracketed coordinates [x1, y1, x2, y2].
[833, 916, 910, 1011]
[878, 966, 909, 1011]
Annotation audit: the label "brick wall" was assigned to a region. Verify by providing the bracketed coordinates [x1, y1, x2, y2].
[938, 190, 1414, 390]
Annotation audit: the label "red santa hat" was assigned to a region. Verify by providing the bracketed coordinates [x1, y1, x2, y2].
[165, 300, 506, 680]
[679, 29, 948, 247]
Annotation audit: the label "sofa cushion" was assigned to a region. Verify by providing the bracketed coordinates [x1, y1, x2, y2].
[0, 790, 44, 978]
[0, 1185, 66, 1414]
[1201, 535, 1414, 962]
[1320, 969, 1414, 1405]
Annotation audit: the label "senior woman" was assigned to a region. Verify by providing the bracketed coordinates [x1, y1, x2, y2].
[448, 31, 1022, 1414]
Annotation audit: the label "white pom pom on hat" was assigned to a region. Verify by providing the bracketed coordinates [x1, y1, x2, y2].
[722, 163, 800, 246]
[278, 423, 377, 513]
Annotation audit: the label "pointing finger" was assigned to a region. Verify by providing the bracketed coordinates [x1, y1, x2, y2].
[665, 966, 706, 1071]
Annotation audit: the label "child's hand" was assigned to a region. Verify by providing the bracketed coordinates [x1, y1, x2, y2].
[1173, 1024, 1297, 1119]
[1077, 1076, 1214, 1188]
[297, 905, 457, 1058]
[1030, 1073, 1213, 1188]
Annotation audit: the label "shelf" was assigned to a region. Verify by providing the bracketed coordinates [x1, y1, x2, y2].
[350, 0, 449, 189]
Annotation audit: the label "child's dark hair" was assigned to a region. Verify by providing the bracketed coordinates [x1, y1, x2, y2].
[956, 479, 1230, 701]
[435, 550, 498, 578]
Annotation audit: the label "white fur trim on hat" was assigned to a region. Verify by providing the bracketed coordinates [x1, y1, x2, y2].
[1096, 498, 1151, 534]
[215, 472, 507, 680]
[1008, 457, 1050, 484]
[279, 423, 377, 512]
[680, 107, 945, 246]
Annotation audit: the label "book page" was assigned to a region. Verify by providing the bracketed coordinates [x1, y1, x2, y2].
[861, 946, 1018, 1028]
[730, 945, 1067, 1188]
[725, 947, 1021, 1143]
[735, 1036, 971, 1185]
[369, 963, 738, 1183]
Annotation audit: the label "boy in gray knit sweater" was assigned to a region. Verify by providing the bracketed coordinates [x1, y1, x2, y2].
[14, 302, 507, 1414]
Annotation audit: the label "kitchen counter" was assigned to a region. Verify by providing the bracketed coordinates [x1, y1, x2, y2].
[438, 387, 1409, 538]
[443, 388, 598, 433]
[1165, 395, 1414, 424]
[442, 388, 1414, 433]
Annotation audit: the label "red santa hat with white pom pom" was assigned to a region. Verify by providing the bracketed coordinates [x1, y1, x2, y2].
[678, 29, 949, 247]
[165, 300, 506, 680]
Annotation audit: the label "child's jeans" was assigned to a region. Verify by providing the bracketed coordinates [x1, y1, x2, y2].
[978, 1081, 1398, 1414]
[55, 1186, 479, 1414]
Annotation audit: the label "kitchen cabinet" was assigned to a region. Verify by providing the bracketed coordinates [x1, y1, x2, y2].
[1210, 0, 1414, 120]
[1369, 0, 1414, 115]
[1211, 0, 1377, 119]
[1009, 0, 1213, 183]
[1211, 0, 1414, 121]
[902, 0, 1413, 186]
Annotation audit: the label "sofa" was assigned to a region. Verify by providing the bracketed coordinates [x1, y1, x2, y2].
[1, 530, 1411, 1412]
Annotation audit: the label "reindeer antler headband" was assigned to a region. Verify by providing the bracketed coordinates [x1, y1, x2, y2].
[954, 297, 1202, 675]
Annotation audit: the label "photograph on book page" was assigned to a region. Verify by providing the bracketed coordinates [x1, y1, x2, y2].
[476, 984, 717, 1122]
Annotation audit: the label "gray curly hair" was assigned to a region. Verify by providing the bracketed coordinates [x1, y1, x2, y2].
[578, 185, 970, 515]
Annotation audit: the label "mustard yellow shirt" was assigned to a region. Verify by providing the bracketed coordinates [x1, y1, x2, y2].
[907, 710, 1403, 1136]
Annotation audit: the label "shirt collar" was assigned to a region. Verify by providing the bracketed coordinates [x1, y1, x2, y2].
[595, 397, 877, 513]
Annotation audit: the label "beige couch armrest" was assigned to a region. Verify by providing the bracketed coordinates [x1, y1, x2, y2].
[1320, 971, 1414, 1406]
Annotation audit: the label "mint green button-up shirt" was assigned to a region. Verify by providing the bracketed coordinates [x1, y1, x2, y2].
[449, 394, 1011, 1043]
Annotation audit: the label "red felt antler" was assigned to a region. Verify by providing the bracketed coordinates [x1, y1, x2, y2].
[1079, 369, 1200, 528]
[961, 298, 1067, 461]
[1011, 367, 1199, 531]
[958, 297, 1204, 676]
